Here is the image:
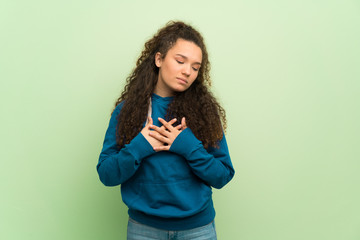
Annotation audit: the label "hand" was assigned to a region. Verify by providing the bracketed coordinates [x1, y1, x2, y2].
[140, 117, 164, 150]
[149, 117, 187, 151]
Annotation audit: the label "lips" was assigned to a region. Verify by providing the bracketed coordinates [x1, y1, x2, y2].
[177, 77, 188, 84]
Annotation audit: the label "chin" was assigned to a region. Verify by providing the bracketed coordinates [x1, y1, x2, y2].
[173, 88, 188, 94]
[173, 85, 190, 92]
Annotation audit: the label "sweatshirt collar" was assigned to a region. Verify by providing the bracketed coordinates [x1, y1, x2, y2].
[151, 93, 174, 103]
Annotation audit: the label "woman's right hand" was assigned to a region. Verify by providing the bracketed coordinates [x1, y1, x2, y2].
[141, 117, 162, 149]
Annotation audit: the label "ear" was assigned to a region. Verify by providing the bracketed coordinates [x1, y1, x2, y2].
[155, 52, 162, 67]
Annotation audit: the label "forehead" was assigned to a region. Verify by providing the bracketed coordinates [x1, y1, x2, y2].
[167, 39, 202, 63]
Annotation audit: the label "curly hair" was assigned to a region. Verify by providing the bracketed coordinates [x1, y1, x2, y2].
[114, 20, 226, 149]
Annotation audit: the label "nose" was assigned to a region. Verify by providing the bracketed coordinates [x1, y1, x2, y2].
[182, 64, 191, 76]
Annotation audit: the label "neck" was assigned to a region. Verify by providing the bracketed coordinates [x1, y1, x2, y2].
[153, 84, 175, 98]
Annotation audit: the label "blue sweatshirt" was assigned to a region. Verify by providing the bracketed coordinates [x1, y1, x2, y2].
[97, 94, 235, 230]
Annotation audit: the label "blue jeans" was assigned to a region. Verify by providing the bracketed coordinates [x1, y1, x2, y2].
[127, 218, 217, 240]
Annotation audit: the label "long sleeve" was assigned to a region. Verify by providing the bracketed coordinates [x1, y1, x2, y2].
[169, 128, 235, 189]
[96, 104, 155, 186]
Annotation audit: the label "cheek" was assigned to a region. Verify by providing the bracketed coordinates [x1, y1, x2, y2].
[159, 65, 170, 78]
[188, 76, 198, 86]
[163, 62, 178, 76]
[191, 72, 199, 81]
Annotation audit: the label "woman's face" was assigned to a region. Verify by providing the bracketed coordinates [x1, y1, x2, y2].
[154, 38, 202, 97]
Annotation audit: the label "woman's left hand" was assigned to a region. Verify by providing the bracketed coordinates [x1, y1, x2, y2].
[149, 117, 187, 151]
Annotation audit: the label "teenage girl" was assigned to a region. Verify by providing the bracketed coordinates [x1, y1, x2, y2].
[97, 21, 235, 240]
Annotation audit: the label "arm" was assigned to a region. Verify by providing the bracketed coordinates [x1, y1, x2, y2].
[169, 128, 235, 189]
[148, 117, 235, 189]
[96, 104, 155, 186]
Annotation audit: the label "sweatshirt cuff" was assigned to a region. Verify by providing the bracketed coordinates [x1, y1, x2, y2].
[126, 132, 155, 163]
[169, 128, 202, 157]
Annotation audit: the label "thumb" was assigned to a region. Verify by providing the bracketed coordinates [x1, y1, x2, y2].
[148, 116, 153, 126]
[181, 117, 187, 130]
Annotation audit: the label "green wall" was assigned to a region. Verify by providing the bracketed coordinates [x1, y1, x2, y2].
[1, 1, 359, 239]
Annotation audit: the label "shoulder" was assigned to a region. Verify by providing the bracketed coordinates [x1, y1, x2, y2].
[112, 101, 125, 117]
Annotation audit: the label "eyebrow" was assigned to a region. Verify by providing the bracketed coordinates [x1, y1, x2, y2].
[175, 54, 202, 65]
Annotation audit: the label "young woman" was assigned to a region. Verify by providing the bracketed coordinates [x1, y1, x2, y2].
[97, 21, 235, 240]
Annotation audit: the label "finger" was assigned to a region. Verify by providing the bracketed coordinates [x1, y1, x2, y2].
[175, 124, 182, 130]
[158, 117, 176, 131]
[149, 124, 170, 137]
[159, 118, 177, 131]
[142, 117, 153, 133]
[168, 118, 177, 125]
[146, 117, 153, 128]
[149, 118, 176, 130]
[154, 145, 171, 152]
[150, 118, 178, 136]
[181, 117, 187, 130]
[149, 131, 171, 144]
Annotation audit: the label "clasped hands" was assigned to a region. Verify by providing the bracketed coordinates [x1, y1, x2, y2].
[141, 117, 187, 152]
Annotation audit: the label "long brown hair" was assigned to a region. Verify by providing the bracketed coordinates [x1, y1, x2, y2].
[114, 21, 226, 148]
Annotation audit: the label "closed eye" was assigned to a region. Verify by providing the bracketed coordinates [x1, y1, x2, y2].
[176, 59, 199, 71]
